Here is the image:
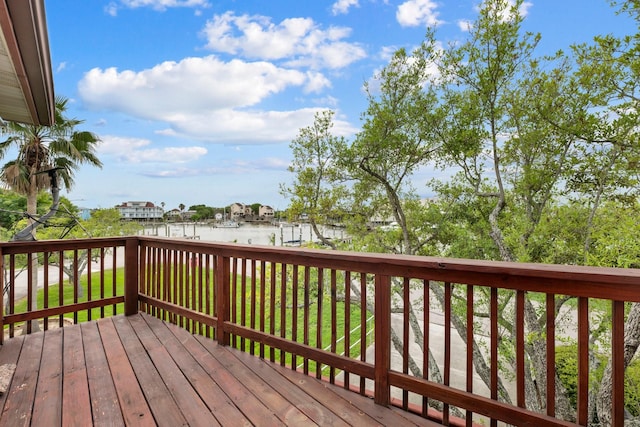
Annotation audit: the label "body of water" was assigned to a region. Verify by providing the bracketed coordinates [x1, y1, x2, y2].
[142, 222, 346, 246]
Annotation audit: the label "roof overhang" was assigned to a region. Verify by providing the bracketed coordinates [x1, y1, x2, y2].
[0, 0, 54, 126]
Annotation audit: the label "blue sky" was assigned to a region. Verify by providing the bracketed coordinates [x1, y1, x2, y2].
[44, 0, 636, 212]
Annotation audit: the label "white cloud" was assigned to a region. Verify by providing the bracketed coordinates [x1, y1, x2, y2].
[332, 0, 359, 15]
[165, 108, 358, 144]
[79, 56, 309, 115]
[457, 19, 472, 32]
[141, 156, 290, 178]
[97, 135, 207, 163]
[201, 12, 366, 70]
[77, 55, 346, 144]
[396, 0, 442, 27]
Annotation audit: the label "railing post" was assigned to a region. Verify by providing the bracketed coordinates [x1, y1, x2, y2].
[215, 255, 231, 345]
[124, 237, 139, 316]
[374, 273, 391, 406]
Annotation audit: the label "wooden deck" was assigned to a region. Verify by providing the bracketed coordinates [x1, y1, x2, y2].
[0, 313, 436, 426]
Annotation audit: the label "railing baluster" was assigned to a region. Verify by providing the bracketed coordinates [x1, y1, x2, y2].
[86, 249, 92, 321]
[316, 267, 324, 379]
[58, 250, 64, 327]
[466, 284, 474, 426]
[231, 256, 238, 346]
[100, 247, 105, 319]
[330, 269, 337, 384]
[612, 300, 625, 427]
[280, 263, 287, 367]
[303, 266, 310, 375]
[359, 272, 367, 395]
[205, 254, 212, 338]
[73, 250, 79, 324]
[9, 254, 15, 338]
[546, 293, 556, 417]
[190, 251, 196, 332]
[43, 251, 49, 329]
[162, 248, 169, 322]
[215, 255, 230, 346]
[516, 290, 526, 409]
[403, 276, 410, 410]
[291, 264, 299, 370]
[240, 258, 247, 350]
[343, 270, 351, 390]
[269, 261, 276, 362]
[490, 287, 498, 427]
[577, 296, 589, 425]
[26, 252, 33, 334]
[112, 246, 118, 315]
[250, 259, 257, 356]
[443, 281, 452, 425]
[422, 278, 430, 418]
[172, 248, 179, 324]
[259, 260, 266, 359]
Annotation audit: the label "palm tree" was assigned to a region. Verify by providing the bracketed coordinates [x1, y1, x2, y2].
[0, 96, 102, 236]
[0, 96, 102, 331]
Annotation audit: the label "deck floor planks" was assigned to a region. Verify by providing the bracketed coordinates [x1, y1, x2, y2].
[194, 335, 321, 426]
[142, 315, 256, 427]
[1, 332, 44, 426]
[0, 313, 442, 426]
[62, 325, 93, 426]
[111, 316, 189, 427]
[30, 328, 62, 426]
[0, 334, 24, 413]
[233, 348, 382, 427]
[81, 321, 123, 426]
[126, 314, 220, 427]
[97, 317, 156, 427]
[195, 334, 348, 427]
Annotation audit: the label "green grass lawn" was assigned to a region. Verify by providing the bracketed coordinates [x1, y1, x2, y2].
[11, 268, 126, 324]
[9, 266, 373, 373]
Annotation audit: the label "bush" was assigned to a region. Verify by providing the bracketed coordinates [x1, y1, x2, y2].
[556, 345, 640, 416]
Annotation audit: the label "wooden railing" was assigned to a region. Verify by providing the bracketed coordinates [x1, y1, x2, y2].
[2, 236, 640, 426]
[0, 238, 129, 339]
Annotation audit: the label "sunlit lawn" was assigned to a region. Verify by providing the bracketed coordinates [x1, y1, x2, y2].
[10, 266, 373, 373]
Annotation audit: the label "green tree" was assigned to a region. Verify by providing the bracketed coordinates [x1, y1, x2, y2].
[430, 0, 583, 416]
[0, 96, 102, 328]
[0, 96, 102, 238]
[342, 42, 446, 256]
[189, 204, 214, 221]
[281, 110, 348, 249]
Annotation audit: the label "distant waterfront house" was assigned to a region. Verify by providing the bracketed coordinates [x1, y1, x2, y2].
[229, 202, 246, 218]
[259, 205, 275, 219]
[116, 201, 164, 221]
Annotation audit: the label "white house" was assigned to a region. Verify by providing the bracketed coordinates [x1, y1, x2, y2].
[116, 201, 164, 221]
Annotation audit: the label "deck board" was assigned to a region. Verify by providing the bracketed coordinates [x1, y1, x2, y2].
[62, 326, 92, 426]
[0, 313, 440, 426]
[97, 318, 156, 427]
[81, 322, 123, 426]
[31, 328, 62, 426]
